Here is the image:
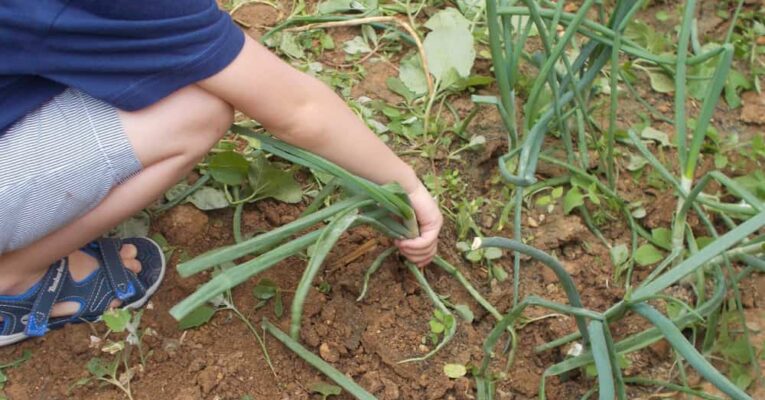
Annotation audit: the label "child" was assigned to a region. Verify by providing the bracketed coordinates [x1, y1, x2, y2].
[0, 0, 442, 346]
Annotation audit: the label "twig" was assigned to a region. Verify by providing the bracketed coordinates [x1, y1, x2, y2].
[325, 42, 383, 69]
[286, 16, 434, 97]
[331, 238, 379, 268]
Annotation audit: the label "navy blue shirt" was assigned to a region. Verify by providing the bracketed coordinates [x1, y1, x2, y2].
[0, 0, 245, 133]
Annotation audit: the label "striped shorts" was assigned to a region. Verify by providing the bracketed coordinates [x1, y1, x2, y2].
[0, 88, 142, 254]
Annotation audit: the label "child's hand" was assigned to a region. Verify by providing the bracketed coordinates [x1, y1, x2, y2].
[395, 183, 443, 267]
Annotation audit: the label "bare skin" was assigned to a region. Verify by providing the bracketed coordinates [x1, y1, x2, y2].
[0, 85, 233, 316]
[0, 32, 442, 322]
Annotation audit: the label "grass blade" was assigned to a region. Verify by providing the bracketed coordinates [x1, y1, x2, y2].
[290, 208, 360, 338]
[262, 319, 376, 400]
[473, 237, 590, 343]
[178, 196, 367, 277]
[635, 211, 765, 298]
[399, 262, 456, 363]
[170, 230, 322, 320]
[357, 247, 396, 302]
[588, 321, 615, 400]
[632, 303, 752, 400]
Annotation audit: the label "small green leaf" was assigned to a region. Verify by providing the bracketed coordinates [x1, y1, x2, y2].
[443, 363, 467, 378]
[724, 69, 751, 108]
[429, 319, 445, 334]
[714, 153, 728, 169]
[625, 153, 648, 172]
[386, 77, 416, 103]
[209, 151, 249, 185]
[453, 304, 474, 323]
[309, 382, 342, 399]
[721, 338, 751, 364]
[278, 32, 305, 59]
[491, 264, 508, 282]
[634, 244, 664, 267]
[86, 358, 110, 379]
[651, 228, 672, 249]
[274, 291, 284, 318]
[563, 187, 584, 214]
[666, 299, 683, 319]
[178, 305, 216, 330]
[102, 308, 131, 332]
[641, 126, 672, 147]
[655, 10, 669, 21]
[442, 314, 455, 330]
[536, 195, 552, 206]
[399, 54, 428, 97]
[646, 69, 674, 93]
[248, 155, 303, 203]
[551, 187, 564, 199]
[188, 187, 229, 210]
[609, 244, 629, 267]
[343, 36, 371, 55]
[483, 247, 502, 260]
[253, 279, 278, 300]
[730, 363, 754, 390]
[465, 249, 483, 262]
[111, 211, 151, 238]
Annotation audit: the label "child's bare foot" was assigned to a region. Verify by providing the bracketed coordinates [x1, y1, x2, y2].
[0, 245, 143, 320]
[51, 245, 143, 317]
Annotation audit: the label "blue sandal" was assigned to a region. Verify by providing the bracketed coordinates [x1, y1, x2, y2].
[0, 237, 166, 347]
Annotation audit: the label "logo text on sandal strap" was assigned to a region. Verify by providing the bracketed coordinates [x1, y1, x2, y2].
[47, 263, 65, 293]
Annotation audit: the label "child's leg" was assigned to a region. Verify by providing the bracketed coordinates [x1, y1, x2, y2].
[0, 84, 232, 315]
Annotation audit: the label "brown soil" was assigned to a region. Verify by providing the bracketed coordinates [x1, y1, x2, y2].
[2, 2, 764, 400]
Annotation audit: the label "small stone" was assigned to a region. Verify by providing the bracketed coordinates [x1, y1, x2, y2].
[454, 377, 472, 400]
[163, 338, 181, 356]
[648, 339, 671, 358]
[188, 357, 206, 372]
[302, 327, 321, 348]
[541, 265, 557, 283]
[360, 371, 384, 393]
[196, 366, 222, 395]
[381, 378, 400, 400]
[481, 214, 495, 229]
[418, 344, 430, 353]
[319, 342, 340, 363]
[527, 216, 539, 228]
[741, 91, 765, 125]
[157, 204, 208, 246]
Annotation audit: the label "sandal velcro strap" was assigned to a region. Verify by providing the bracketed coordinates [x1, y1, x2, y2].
[24, 260, 68, 337]
[91, 238, 137, 301]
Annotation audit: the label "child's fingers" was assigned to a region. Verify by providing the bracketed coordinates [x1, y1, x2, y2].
[397, 228, 439, 249]
[398, 243, 436, 260]
[398, 242, 437, 265]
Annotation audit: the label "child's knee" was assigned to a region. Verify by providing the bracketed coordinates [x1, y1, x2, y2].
[186, 92, 234, 159]
[120, 85, 234, 166]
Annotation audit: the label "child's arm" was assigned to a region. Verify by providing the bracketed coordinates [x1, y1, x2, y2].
[198, 35, 442, 265]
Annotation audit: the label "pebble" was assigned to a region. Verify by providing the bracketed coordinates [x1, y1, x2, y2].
[319, 342, 340, 363]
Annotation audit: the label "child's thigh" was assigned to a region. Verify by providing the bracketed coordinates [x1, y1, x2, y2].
[0, 89, 141, 253]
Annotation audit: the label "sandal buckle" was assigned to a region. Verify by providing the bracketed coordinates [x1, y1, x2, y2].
[115, 282, 136, 301]
[25, 312, 49, 337]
